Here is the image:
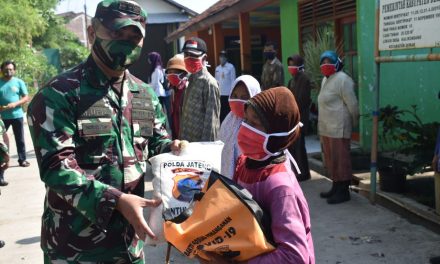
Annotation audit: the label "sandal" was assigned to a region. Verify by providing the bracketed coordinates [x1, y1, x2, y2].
[19, 161, 30, 167]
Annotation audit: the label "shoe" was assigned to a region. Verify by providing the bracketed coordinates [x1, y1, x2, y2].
[327, 181, 351, 204]
[320, 181, 336, 198]
[19, 161, 30, 167]
[0, 180, 8, 186]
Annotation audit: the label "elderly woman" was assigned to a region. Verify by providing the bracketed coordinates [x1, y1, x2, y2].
[200, 87, 315, 264]
[318, 51, 359, 204]
[286, 54, 312, 181]
[219, 75, 261, 179]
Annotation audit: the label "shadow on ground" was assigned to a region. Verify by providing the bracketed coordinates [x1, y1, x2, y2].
[16, 236, 40, 245]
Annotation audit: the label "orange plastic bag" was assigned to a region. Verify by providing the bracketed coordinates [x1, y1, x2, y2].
[163, 171, 275, 262]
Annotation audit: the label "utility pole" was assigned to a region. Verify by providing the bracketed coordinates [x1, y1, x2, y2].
[84, 0, 89, 49]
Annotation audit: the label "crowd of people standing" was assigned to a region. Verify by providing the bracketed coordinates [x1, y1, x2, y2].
[0, 1, 365, 263]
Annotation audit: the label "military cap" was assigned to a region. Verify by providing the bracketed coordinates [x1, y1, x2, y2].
[182, 37, 207, 56]
[95, 0, 147, 37]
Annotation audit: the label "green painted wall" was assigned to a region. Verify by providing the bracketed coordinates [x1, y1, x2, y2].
[280, 0, 300, 85]
[357, 0, 440, 150]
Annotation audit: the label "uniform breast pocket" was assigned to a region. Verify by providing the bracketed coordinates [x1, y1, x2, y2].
[76, 118, 114, 164]
[132, 121, 153, 161]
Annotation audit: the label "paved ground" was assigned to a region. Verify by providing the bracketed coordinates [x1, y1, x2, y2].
[0, 123, 439, 263]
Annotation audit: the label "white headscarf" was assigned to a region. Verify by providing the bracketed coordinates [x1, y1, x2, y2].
[219, 75, 261, 178]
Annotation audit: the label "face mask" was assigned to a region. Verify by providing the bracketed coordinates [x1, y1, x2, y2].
[263, 52, 276, 61]
[288, 65, 303, 76]
[219, 56, 227, 65]
[167, 73, 186, 88]
[184, 57, 204, 74]
[320, 63, 337, 77]
[228, 99, 246, 119]
[237, 122, 302, 161]
[93, 36, 142, 71]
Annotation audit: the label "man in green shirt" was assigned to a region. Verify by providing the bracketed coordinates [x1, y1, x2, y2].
[0, 60, 30, 167]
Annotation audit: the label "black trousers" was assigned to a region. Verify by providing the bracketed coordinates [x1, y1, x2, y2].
[3, 117, 26, 163]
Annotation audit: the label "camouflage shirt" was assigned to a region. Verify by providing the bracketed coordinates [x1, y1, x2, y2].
[0, 119, 7, 159]
[27, 57, 171, 263]
[261, 57, 284, 90]
[179, 67, 220, 142]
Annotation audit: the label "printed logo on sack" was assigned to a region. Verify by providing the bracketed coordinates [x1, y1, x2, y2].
[172, 168, 204, 202]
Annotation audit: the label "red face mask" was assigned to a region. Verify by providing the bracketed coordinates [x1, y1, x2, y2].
[167, 74, 183, 87]
[228, 99, 246, 119]
[184, 57, 203, 74]
[237, 122, 302, 161]
[320, 63, 337, 76]
[288, 66, 300, 76]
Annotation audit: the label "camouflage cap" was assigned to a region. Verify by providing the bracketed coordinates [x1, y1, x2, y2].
[95, 0, 147, 37]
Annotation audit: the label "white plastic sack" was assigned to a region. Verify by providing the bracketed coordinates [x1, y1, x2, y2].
[146, 141, 224, 245]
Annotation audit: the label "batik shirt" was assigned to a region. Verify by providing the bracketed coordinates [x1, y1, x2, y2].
[179, 67, 220, 142]
[261, 57, 284, 90]
[27, 57, 171, 263]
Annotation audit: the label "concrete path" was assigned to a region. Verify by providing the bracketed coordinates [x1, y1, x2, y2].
[0, 123, 439, 263]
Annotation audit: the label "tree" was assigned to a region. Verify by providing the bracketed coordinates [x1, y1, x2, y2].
[33, 13, 89, 71]
[0, 0, 88, 95]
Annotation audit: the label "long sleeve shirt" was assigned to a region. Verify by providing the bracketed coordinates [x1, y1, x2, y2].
[27, 57, 171, 262]
[179, 67, 220, 142]
[261, 58, 284, 90]
[317, 71, 359, 139]
[234, 156, 315, 264]
[215, 62, 236, 96]
[287, 72, 312, 132]
[150, 66, 166, 97]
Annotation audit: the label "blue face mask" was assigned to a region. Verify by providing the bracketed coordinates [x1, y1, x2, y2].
[263, 52, 276, 61]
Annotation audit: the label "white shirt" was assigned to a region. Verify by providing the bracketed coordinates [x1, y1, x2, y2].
[215, 62, 236, 96]
[150, 67, 166, 97]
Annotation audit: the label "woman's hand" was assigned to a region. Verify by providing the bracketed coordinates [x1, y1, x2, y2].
[170, 139, 189, 155]
[116, 193, 161, 240]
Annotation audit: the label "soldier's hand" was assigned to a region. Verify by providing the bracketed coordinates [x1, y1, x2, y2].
[116, 193, 162, 241]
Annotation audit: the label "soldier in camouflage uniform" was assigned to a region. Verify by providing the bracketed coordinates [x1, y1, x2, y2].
[0, 119, 9, 186]
[27, 1, 181, 263]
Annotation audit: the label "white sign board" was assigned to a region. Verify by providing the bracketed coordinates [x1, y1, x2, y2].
[379, 0, 440, 51]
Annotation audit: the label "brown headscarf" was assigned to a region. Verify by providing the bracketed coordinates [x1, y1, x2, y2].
[246, 87, 301, 153]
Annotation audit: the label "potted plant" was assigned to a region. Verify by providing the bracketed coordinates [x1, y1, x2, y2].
[378, 105, 439, 193]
